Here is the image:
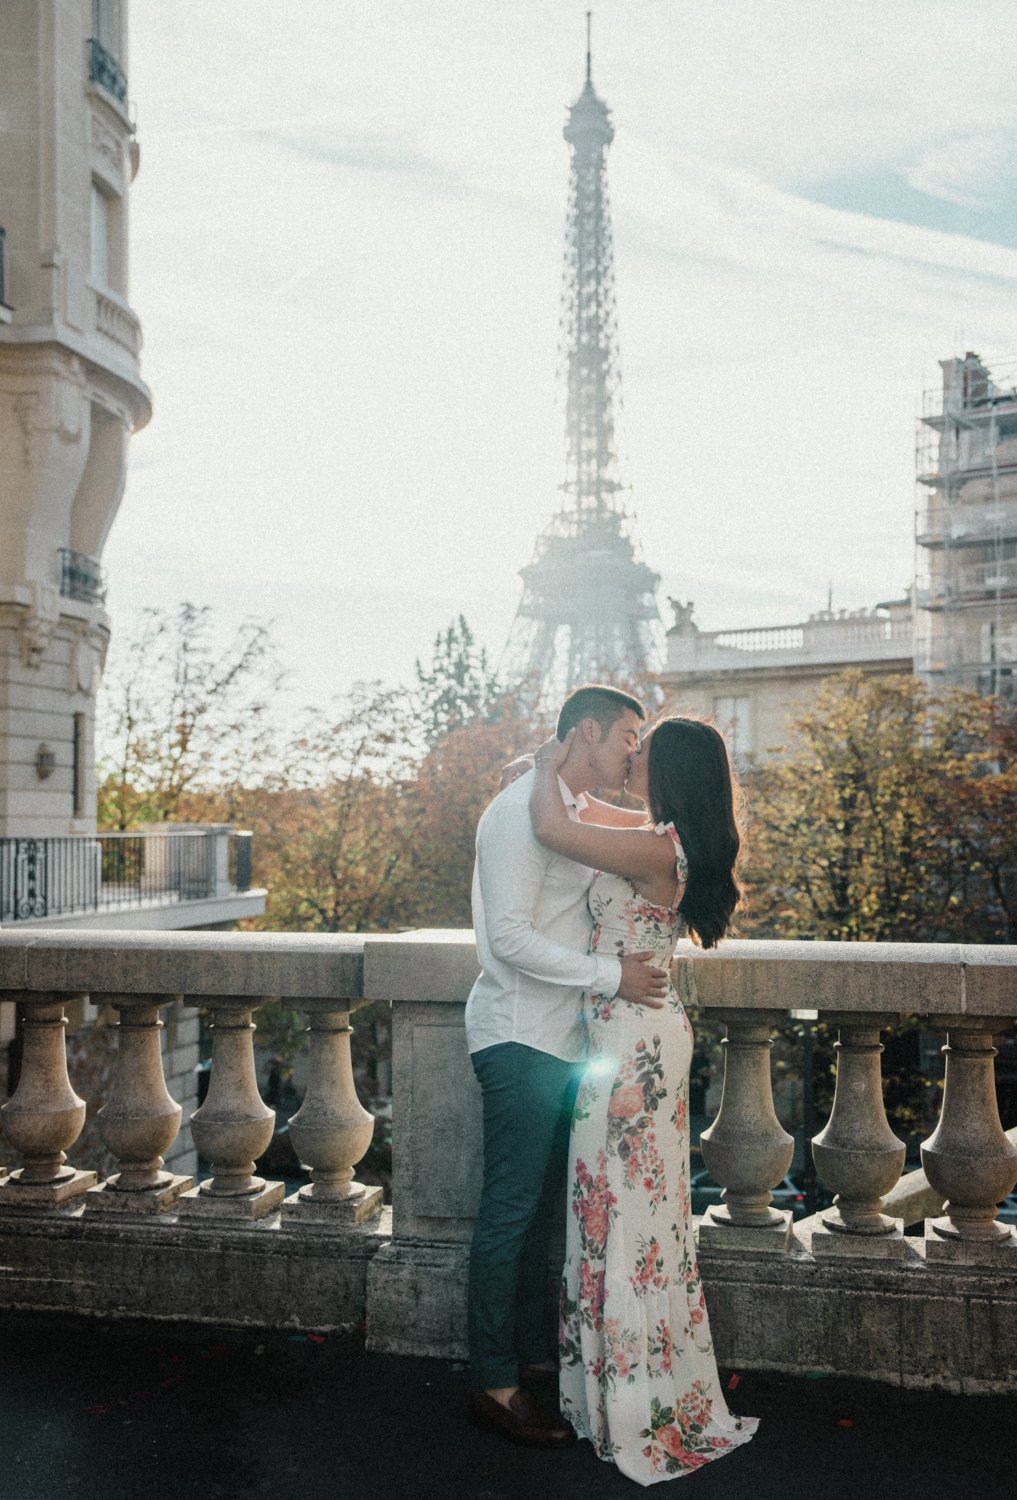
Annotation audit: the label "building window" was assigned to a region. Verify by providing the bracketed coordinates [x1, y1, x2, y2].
[714, 696, 753, 758]
[90, 184, 109, 286]
[92, 0, 121, 60]
[72, 714, 86, 817]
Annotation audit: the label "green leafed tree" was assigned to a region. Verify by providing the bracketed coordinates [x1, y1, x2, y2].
[414, 614, 501, 748]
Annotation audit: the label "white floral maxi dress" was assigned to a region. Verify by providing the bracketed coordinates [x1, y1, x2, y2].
[559, 823, 758, 1485]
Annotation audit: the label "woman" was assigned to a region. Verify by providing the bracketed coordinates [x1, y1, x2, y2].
[528, 715, 758, 1486]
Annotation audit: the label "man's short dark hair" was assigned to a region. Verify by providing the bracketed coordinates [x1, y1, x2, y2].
[556, 685, 646, 741]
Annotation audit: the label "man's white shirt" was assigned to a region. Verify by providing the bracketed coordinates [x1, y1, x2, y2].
[465, 769, 623, 1063]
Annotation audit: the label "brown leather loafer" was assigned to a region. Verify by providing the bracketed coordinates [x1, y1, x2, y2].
[518, 1363, 560, 1393]
[467, 1388, 577, 1448]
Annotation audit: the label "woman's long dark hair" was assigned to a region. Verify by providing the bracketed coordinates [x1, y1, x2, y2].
[647, 716, 741, 949]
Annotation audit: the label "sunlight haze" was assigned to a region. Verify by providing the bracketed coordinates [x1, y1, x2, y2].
[105, 0, 1017, 706]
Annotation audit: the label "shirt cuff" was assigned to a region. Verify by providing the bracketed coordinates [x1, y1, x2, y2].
[594, 954, 623, 999]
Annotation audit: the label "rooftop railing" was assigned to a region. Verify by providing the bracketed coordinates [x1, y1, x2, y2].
[0, 931, 1015, 1389]
[0, 830, 252, 923]
[666, 613, 913, 675]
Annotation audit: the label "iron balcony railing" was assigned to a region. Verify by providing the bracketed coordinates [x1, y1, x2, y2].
[58, 548, 105, 604]
[87, 37, 128, 105]
[0, 830, 253, 923]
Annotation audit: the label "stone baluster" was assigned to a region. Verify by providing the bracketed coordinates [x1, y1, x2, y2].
[922, 1015, 1017, 1264]
[799, 1012, 907, 1259]
[177, 996, 284, 1221]
[698, 1009, 795, 1253]
[86, 994, 193, 1213]
[283, 998, 383, 1226]
[0, 991, 96, 1205]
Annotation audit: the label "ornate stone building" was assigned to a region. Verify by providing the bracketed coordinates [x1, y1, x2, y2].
[658, 598, 914, 761]
[0, 8, 261, 1181]
[0, 0, 150, 837]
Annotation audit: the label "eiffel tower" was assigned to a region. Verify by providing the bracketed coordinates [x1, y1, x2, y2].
[501, 19, 660, 699]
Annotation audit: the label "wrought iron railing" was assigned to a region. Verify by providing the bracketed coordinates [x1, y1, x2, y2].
[87, 37, 128, 105]
[0, 831, 252, 923]
[58, 548, 105, 604]
[230, 831, 253, 894]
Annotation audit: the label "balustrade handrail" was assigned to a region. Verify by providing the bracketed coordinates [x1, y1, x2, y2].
[0, 927, 365, 996]
[0, 931, 1015, 1010]
[670, 937, 1017, 1017]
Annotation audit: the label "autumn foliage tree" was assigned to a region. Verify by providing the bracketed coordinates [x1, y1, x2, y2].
[740, 672, 1017, 943]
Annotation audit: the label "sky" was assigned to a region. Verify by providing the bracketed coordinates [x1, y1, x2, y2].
[106, 0, 1017, 708]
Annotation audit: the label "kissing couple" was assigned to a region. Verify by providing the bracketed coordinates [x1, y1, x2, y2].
[464, 684, 758, 1486]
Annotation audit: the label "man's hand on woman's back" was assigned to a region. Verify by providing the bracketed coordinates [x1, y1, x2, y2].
[617, 951, 668, 1009]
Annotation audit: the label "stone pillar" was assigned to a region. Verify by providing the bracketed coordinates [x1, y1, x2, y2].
[798, 1012, 907, 1260]
[698, 1009, 795, 1253]
[922, 1015, 1017, 1265]
[0, 991, 96, 1205]
[86, 994, 193, 1213]
[176, 997, 284, 1221]
[283, 998, 383, 1227]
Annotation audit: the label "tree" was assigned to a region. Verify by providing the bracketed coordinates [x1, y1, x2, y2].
[414, 615, 501, 748]
[244, 684, 422, 933]
[408, 695, 549, 926]
[97, 604, 282, 828]
[923, 692, 1017, 942]
[741, 672, 1017, 943]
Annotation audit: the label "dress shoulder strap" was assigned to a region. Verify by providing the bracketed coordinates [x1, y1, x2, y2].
[654, 821, 689, 887]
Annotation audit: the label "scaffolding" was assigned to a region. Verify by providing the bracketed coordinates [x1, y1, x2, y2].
[914, 352, 1017, 699]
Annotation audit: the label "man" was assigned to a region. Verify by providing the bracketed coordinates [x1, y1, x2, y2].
[465, 684, 668, 1448]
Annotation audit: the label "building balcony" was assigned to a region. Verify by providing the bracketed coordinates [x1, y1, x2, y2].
[664, 611, 913, 677]
[0, 930, 1015, 1398]
[58, 547, 105, 605]
[94, 287, 143, 357]
[0, 827, 262, 930]
[87, 38, 128, 107]
[0, 225, 11, 323]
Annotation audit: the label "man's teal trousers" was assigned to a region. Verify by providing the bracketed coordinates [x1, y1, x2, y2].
[467, 1041, 580, 1390]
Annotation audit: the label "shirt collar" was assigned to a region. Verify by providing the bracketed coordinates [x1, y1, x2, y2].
[557, 775, 588, 813]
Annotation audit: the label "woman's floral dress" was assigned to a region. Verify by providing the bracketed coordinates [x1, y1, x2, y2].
[559, 823, 758, 1486]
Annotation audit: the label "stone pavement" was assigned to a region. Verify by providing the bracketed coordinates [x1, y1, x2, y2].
[2, 1312, 1013, 1500]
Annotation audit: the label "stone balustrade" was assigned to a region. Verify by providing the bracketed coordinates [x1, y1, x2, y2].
[676, 939, 1017, 1267]
[0, 931, 381, 1225]
[0, 929, 1016, 1392]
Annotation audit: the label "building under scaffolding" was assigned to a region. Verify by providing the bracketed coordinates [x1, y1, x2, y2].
[500, 32, 660, 699]
[915, 353, 1017, 700]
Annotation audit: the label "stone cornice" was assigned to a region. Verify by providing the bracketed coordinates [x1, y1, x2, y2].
[0, 322, 151, 430]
